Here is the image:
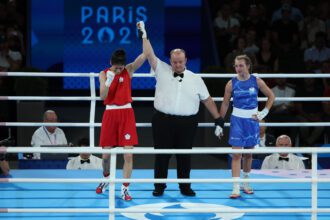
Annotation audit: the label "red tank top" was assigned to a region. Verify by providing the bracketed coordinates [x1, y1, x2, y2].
[103, 68, 133, 106]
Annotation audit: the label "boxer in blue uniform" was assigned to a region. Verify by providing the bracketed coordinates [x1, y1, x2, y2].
[215, 54, 275, 198]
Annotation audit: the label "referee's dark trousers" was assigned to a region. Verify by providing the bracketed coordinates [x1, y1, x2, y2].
[152, 110, 198, 190]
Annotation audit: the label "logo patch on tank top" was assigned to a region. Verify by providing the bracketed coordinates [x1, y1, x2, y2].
[125, 134, 131, 140]
[119, 77, 124, 83]
[249, 87, 255, 95]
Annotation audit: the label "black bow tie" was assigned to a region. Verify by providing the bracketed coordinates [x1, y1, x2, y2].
[81, 159, 90, 164]
[173, 72, 184, 78]
[279, 157, 289, 162]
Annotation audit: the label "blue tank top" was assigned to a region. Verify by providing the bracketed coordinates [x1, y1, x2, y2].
[232, 75, 258, 110]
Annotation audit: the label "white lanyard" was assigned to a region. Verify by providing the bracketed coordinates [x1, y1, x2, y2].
[43, 127, 56, 145]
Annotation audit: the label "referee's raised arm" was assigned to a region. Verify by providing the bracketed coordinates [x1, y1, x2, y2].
[137, 21, 158, 72]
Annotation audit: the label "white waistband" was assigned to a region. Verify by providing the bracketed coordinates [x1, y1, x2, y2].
[232, 107, 258, 118]
[106, 103, 132, 110]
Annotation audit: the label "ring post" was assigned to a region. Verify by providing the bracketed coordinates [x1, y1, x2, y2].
[89, 72, 96, 147]
[311, 152, 318, 220]
[109, 151, 117, 220]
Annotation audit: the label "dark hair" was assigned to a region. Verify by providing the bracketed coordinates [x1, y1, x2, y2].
[78, 138, 89, 147]
[111, 49, 126, 65]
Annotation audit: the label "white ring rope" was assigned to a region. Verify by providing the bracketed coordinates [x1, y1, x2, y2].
[1, 122, 330, 127]
[3, 146, 330, 154]
[1, 96, 330, 102]
[1, 178, 326, 184]
[2, 72, 330, 78]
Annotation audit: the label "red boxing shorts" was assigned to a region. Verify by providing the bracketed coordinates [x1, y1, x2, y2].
[100, 108, 138, 147]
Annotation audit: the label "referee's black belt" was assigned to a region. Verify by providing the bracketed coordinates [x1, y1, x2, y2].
[156, 110, 196, 119]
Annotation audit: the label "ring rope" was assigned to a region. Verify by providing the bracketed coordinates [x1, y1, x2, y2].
[1, 122, 330, 127]
[1, 96, 330, 102]
[2, 72, 330, 78]
[3, 146, 330, 154]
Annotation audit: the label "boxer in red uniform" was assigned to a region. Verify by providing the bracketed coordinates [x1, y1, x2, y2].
[96, 49, 146, 201]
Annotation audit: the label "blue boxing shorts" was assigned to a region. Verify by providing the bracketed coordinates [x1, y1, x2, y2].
[229, 114, 260, 147]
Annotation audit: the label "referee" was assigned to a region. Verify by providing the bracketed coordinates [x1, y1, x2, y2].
[137, 21, 223, 197]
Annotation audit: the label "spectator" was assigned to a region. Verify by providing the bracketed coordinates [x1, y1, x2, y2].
[298, 4, 326, 50]
[7, 49, 22, 71]
[244, 29, 259, 55]
[271, 3, 300, 53]
[304, 32, 330, 73]
[255, 38, 279, 74]
[31, 110, 68, 159]
[261, 135, 305, 170]
[271, 1, 303, 24]
[0, 150, 10, 176]
[66, 138, 102, 170]
[255, 38, 279, 87]
[214, 4, 240, 62]
[0, 55, 10, 71]
[269, 78, 296, 139]
[241, 4, 270, 42]
[296, 78, 324, 146]
[321, 60, 330, 92]
[224, 37, 246, 72]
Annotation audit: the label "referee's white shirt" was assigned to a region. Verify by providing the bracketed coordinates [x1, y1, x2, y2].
[66, 155, 102, 170]
[261, 153, 305, 170]
[152, 58, 210, 116]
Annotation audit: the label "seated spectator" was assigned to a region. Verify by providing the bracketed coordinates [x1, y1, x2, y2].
[304, 32, 330, 73]
[298, 4, 326, 50]
[268, 78, 296, 139]
[241, 4, 270, 42]
[255, 38, 279, 87]
[244, 29, 259, 55]
[271, 1, 303, 24]
[7, 49, 23, 71]
[224, 37, 246, 72]
[214, 4, 240, 62]
[0, 55, 10, 71]
[255, 119, 275, 160]
[296, 78, 324, 146]
[261, 135, 305, 170]
[31, 110, 68, 159]
[0, 149, 10, 176]
[66, 138, 102, 170]
[255, 38, 279, 74]
[271, 4, 300, 53]
[321, 60, 330, 91]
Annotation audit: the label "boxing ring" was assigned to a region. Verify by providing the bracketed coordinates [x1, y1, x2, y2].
[1, 72, 330, 220]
